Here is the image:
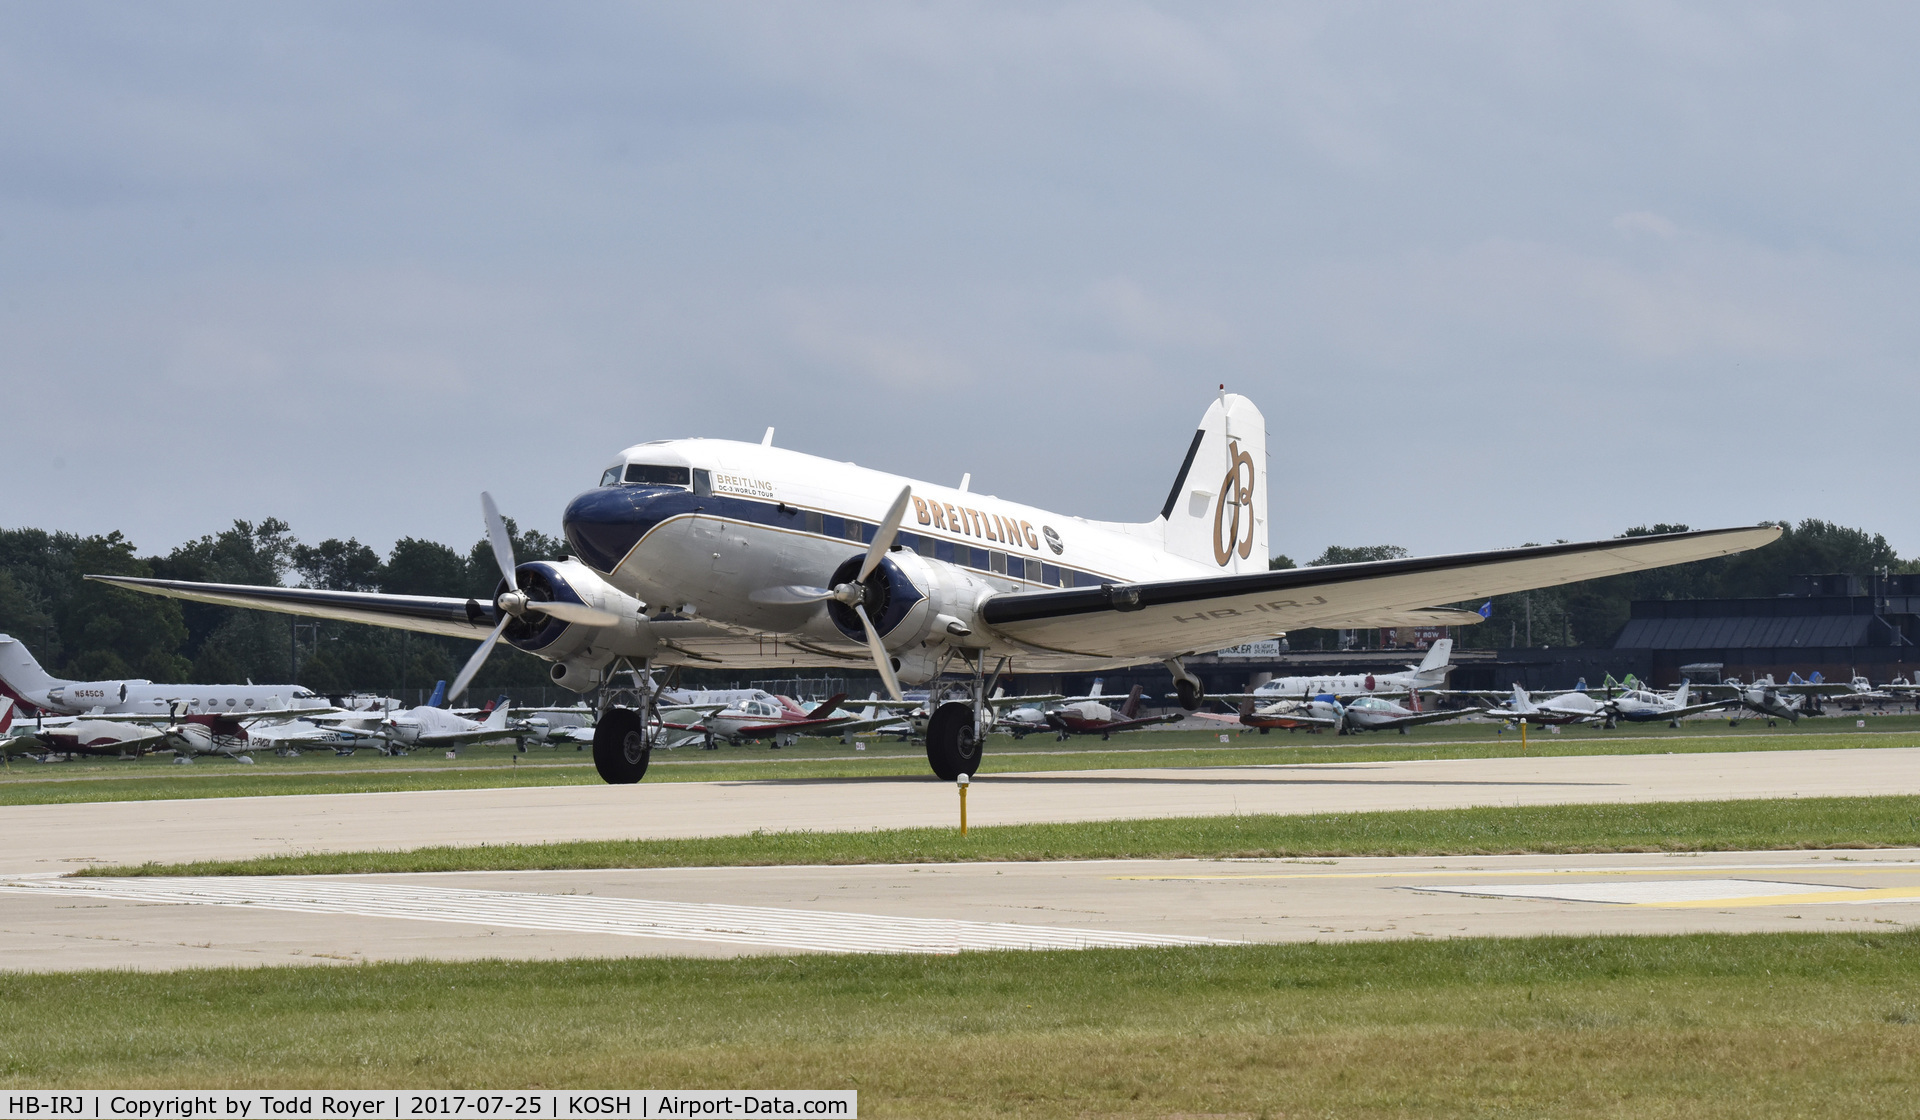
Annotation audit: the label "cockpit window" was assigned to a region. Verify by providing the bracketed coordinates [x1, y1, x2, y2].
[600, 467, 622, 487]
[624, 463, 692, 487]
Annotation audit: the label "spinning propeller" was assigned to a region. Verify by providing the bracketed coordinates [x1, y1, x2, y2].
[748, 486, 914, 702]
[449, 492, 621, 703]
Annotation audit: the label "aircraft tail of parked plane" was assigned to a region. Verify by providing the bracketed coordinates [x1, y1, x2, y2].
[1157, 390, 1267, 574]
[1120, 684, 1146, 720]
[0, 634, 62, 708]
[1412, 639, 1454, 687]
[426, 681, 448, 709]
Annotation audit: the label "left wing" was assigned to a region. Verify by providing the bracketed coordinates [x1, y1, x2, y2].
[980, 526, 1779, 659]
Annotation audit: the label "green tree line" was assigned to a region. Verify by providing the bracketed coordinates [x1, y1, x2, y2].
[1270, 520, 1916, 651]
[2, 517, 1912, 690]
[0, 518, 566, 695]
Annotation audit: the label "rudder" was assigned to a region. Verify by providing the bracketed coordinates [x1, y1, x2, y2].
[1159, 392, 1267, 574]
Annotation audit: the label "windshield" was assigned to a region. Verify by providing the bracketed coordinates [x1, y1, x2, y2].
[624, 463, 691, 487]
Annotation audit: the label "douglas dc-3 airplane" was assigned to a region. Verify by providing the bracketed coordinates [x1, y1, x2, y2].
[89, 391, 1780, 785]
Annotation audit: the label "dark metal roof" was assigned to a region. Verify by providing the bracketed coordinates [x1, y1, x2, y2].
[1616, 614, 1872, 650]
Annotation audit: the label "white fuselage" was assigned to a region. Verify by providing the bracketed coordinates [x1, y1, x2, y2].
[15, 679, 328, 719]
[559, 439, 1232, 681]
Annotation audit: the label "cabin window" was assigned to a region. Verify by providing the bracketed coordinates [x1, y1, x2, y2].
[1041, 563, 1060, 586]
[625, 463, 692, 487]
[914, 535, 935, 557]
[1005, 556, 1025, 580]
[968, 547, 989, 569]
[805, 511, 824, 535]
[845, 520, 865, 542]
[989, 550, 1007, 575]
[692, 469, 711, 496]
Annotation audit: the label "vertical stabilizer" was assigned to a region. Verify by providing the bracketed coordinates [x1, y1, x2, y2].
[1122, 684, 1144, 719]
[0, 635, 63, 704]
[426, 680, 448, 708]
[1412, 639, 1453, 685]
[1159, 392, 1268, 573]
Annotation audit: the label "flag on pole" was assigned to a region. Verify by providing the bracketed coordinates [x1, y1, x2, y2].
[1477, 601, 1493, 619]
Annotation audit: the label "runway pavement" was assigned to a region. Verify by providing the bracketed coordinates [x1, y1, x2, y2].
[4, 849, 1917, 970]
[1, 745, 1916, 875]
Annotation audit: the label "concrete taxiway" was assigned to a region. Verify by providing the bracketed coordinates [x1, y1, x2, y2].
[4, 849, 1918, 970]
[1, 745, 1916, 875]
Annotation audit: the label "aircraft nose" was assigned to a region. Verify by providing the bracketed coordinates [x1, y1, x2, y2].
[563, 486, 664, 574]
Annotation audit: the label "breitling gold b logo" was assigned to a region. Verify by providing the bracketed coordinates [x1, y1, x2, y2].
[1212, 438, 1256, 566]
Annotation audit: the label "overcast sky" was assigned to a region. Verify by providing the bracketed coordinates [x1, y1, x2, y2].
[5, 2, 1916, 565]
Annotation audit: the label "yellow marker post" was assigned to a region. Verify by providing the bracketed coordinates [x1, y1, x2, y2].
[1520, 719, 1527, 753]
[957, 772, 970, 836]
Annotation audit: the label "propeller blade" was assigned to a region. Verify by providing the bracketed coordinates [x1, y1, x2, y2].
[480, 491, 519, 588]
[449, 616, 510, 704]
[854, 602, 904, 702]
[857, 486, 914, 584]
[525, 599, 623, 627]
[749, 585, 838, 605]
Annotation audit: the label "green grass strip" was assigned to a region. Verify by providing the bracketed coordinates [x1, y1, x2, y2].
[81, 794, 1920, 877]
[4, 931, 1919, 1116]
[5, 721, 1915, 806]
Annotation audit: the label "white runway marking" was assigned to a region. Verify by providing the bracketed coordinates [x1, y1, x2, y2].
[0, 876, 1229, 955]
[1414, 878, 1875, 906]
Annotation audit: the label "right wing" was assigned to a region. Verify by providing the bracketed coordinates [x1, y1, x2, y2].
[981, 526, 1780, 660]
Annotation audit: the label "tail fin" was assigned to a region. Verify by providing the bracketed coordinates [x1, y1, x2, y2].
[1511, 684, 1535, 713]
[1674, 682, 1689, 706]
[1158, 391, 1267, 573]
[1122, 684, 1144, 719]
[1088, 678, 1103, 699]
[426, 680, 447, 708]
[0, 635, 62, 700]
[1413, 639, 1453, 681]
[481, 698, 512, 730]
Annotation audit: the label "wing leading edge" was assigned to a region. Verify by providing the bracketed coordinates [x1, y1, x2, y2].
[979, 525, 1781, 659]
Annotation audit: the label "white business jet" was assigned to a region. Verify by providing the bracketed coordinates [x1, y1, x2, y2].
[0, 634, 329, 718]
[1217, 639, 1460, 704]
[88, 391, 1779, 785]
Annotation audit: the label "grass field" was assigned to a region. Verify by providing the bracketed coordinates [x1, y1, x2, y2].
[3, 932, 1917, 1116]
[5, 715, 1918, 806]
[82, 794, 1920, 876]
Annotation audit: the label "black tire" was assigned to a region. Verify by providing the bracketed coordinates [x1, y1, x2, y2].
[593, 707, 651, 784]
[925, 702, 983, 781]
[1174, 678, 1204, 711]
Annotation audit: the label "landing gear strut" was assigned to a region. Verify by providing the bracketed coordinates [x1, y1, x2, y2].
[592, 657, 660, 784]
[924, 654, 1002, 781]
[1166, 657, 1205, 711]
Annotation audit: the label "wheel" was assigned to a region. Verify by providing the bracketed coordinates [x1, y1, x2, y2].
[1259, 727, 1269, 735]
[1174, 678, 1204, 711]
[925, 702, 983, 781]
[592, 707, 651, 784]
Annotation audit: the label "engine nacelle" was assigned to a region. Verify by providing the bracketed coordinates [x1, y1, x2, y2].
[826, 550, 994, 676]
[492, 559, 656, 689]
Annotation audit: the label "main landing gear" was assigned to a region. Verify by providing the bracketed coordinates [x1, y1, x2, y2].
[923, 654, 1005, 781]
[592, 657, 660, 784]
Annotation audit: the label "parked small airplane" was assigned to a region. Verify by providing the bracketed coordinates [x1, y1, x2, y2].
[1696, 677, 1826, 725]
[89, 390, 1780, 785]
[0, 634, 328, 718]
[312, 696, 518, 752]
[1041, 683, 1184, 740]
[1485, 684, 1604, 726]
[1216, 639, 1460, 703]
[1213, 691, 1479, 735]
[1600, 681, 1729, 727]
